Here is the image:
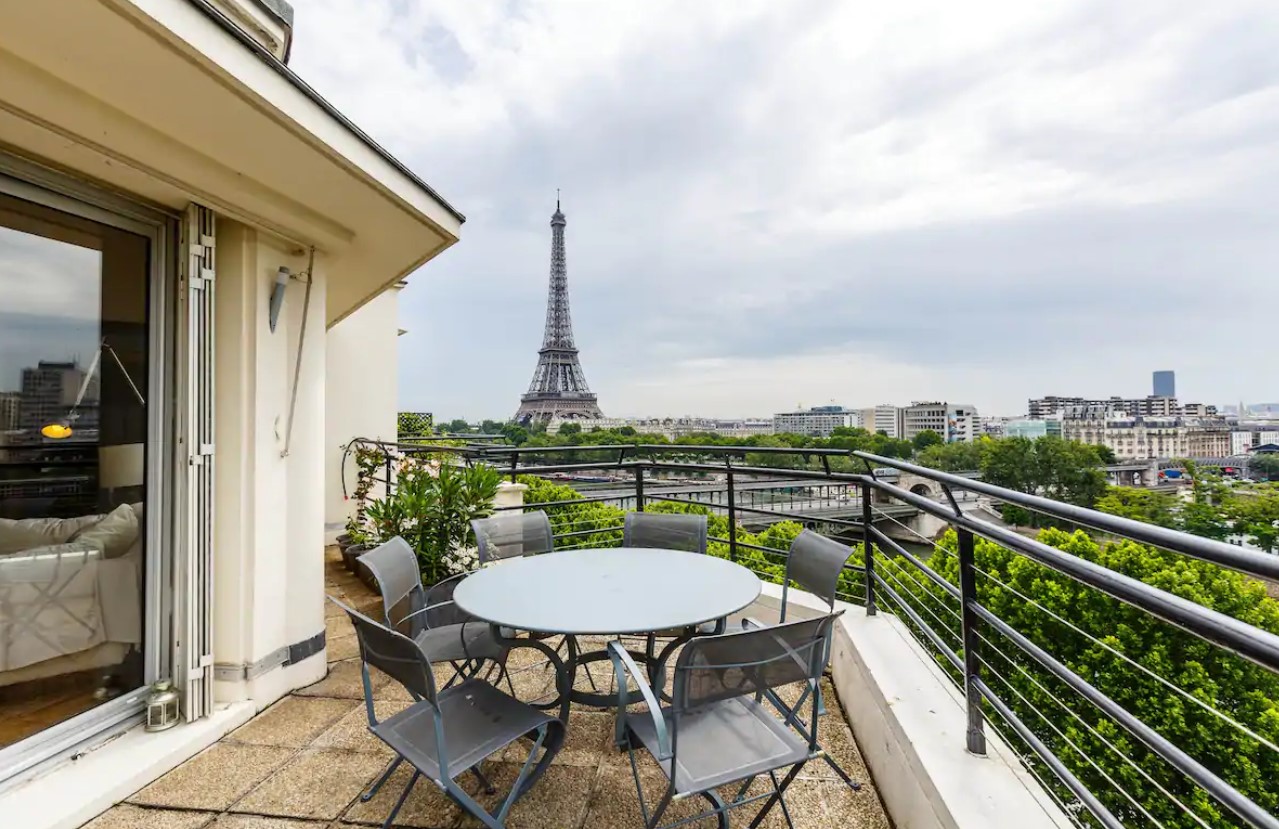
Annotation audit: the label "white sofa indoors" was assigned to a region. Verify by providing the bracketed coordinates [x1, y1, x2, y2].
[0, 504, 143, 688]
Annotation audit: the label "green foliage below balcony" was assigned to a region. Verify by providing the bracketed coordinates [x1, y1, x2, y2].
[888, 528, 1279, 828]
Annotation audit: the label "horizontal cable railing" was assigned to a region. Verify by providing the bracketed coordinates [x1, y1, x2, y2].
[397, 442, 1279, 829]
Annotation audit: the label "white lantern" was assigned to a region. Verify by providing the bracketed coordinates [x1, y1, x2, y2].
[145, 680, 180, 732]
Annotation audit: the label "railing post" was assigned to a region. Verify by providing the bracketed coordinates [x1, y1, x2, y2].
[957, 527, 987, 755]
[384, 444, 394, 496]
[861, 483, 876, 616]
[726, 467, 738, 563]
[509, 452, 518, 483]
[635, 463, 645, 511]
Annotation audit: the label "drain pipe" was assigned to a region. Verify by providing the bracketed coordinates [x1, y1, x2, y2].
[280, 246, 315, 458]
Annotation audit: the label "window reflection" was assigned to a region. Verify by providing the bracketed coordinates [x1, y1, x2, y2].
[0, 192, 149, 750]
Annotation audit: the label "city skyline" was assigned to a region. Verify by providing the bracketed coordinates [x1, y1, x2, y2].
[289, 1, 1279, 420]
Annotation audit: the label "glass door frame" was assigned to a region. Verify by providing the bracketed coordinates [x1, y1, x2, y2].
[0, 152, 177, 787]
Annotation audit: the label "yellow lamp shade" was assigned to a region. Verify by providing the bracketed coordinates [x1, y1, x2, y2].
[41, 422, 74, 439]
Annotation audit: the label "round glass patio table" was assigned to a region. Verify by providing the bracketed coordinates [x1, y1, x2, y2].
[454, 547, 762, 714]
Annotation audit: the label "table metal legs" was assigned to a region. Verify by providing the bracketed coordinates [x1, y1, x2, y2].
[490, 624, 571, 725]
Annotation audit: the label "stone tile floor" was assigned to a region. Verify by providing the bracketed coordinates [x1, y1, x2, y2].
[84, 550, 891, 829]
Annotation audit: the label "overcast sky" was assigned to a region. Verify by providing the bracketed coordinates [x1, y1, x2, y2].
[291, 0, 1279, 420]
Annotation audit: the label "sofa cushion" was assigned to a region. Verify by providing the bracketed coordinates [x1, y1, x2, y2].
[0, 514, 102, 555]
[70, 503, 140, 559]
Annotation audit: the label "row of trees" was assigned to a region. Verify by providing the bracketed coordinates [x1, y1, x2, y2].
[427, 417, 1275, 545]
[1096, 471, 1279, 553]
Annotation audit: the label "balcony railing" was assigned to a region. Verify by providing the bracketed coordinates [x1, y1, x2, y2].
[342, 439, 1279, 829]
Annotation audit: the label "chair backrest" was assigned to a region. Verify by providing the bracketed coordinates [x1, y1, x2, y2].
[782, 530, 854, 619]
[623, 512, 708, 553]
[671, 613, 840, 720]
[471, 511, 554, 564]
[329, 595, 437, 708]
[357, 537, 427, 637]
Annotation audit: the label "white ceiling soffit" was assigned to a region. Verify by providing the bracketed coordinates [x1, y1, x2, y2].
[0, 0, 463, 325]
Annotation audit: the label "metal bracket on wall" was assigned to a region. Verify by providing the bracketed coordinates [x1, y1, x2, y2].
[212, 630, 326, 683]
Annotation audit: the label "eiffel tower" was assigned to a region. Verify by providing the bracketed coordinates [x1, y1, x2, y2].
[514, 196, 603, 425]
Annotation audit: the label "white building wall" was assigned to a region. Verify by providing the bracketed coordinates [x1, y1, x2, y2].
[859, 405, 901, 438]
[325, 286, 401, 541]
[1231, 431, 1255, 455]
[212, 222, 327, 706]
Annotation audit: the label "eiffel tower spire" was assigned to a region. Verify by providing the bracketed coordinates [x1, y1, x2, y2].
[514, 196, 603, 424]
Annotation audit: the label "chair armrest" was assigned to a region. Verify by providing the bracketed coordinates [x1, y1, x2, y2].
[607, 640, 670, 760]
[405, 571, 479, 629]
[741, 616, 767, 631]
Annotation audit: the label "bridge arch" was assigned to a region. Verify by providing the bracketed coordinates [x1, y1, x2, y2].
[909, 482, 935, 499]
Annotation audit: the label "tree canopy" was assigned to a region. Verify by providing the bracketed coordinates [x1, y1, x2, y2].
[913, 528, 1279, 827]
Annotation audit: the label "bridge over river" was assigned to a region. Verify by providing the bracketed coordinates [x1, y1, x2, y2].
[566, 473, 998, 543]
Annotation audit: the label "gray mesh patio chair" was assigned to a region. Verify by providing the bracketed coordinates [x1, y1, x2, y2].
[623, 511, 708, 554]
[470, 511, 596, 699]
[357, 537, 508, 692]
[609, 613, 843, 829]
[742, 529, 859, 789]
[622, 512, 722, 673]
[330, 597, 564, 829]
[472, 511, 554, 564]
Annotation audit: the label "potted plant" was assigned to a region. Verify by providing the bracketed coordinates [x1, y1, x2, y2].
[361, 456, 501, 588]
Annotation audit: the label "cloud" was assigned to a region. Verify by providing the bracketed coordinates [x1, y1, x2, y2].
[290, 0, 1279, 418]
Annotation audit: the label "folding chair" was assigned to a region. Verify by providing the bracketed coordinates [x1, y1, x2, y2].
[470, 511, 593, 702]
[331, 597, 565, 829]
[610, 613, 842, 829]
[621, 512, 722, 677]
[357, 537, 508, 692]
[742, 529, 861, 790]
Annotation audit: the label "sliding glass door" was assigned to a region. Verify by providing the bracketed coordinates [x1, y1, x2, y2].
[0, 160, 172, 784]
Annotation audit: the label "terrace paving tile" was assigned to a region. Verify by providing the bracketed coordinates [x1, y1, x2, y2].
[231, 749, 387, 821]
[225, 696, 360, 749]
[127, 743, 296, 811]
[83, 804, 216, 829]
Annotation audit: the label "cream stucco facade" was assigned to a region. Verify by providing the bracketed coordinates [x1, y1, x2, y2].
[0, 0, 459, 823]
[325, 284, 403, 540]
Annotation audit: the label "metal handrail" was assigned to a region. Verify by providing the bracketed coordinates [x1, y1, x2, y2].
[853, 450, 1279, 581]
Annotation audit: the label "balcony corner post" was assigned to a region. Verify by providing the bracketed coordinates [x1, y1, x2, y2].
[635, 462, 645, 512]
[861, 483, 876, 616]
[384, 443, 395, 495]
[957, 526, 987, 755]
[726, 467, 738, 563]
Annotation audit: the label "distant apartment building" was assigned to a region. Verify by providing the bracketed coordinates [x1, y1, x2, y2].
[1005, 418, 1063, 440]
[17, 361, 96, 435]
[0, 391, 19, 431]
[900, 402, 978, 443]
[1029, 394, 1216, 420]
[1153, 370, 1176, 398]
[857, 405, 900, 438]
[1232, 431, 1255, 456]
[773, 405, 856, 437]
[1063, 417, 1231, 460]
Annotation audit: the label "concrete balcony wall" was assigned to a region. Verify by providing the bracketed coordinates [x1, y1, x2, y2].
[324, 286, 401, 541]
[746, 584, 1072, 829]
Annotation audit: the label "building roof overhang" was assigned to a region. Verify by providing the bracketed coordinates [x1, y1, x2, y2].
[0, 0, 461, 325]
